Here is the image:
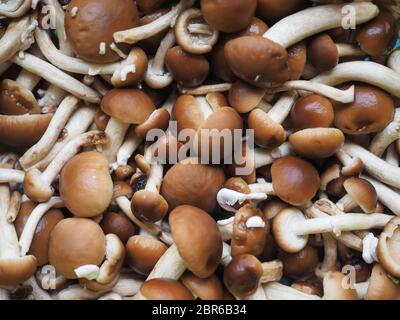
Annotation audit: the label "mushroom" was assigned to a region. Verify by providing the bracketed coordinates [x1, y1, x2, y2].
[377, 217, 400, 278]
[0, 168, 24, 184]
[322, 270, 358, 300]
[273, 207, 393, 253]
[263, 282, 321, 300]
[370, 119, 400, 157]
[335, 148, 364, 177]
[0, 0, 32, 18]
[19, 95, 80, 169]
[174, 8, 218, 54]
[315, 233, 337, 279]
[136, 279, 194, 300]
[278, 246, 319, 278]
[100, 212, 136, 244]
[228, 80, 270, 114]
[24, 131, 108, 202]
[256, 0, 306, 24]
[181, 272, 224, 300]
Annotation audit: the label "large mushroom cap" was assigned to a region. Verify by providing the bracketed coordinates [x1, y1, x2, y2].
[14, 201, 64, 266]
[131, 190, 169, 223]
[377, 217, 400, 278]
[48, 217, 106, 279]
[100, 212, 136, 244]
[271, 156, 320, 206]
[200, 0, 257, 33]
[140, 278, 194, 300]
[343, 177, 377, 213]
[65, 0, 139, 64]
[60, 152, 113, 218]
[333, 84, 395, 135]
[169, 205, 223, 278]
[101, 88, 155, 124]
[0, 255, 37, 286]
[228, 80, 266, 114]
[224, 36, 290, 88]
[161, 162, 226, 213]
[308, 34, 339, 72]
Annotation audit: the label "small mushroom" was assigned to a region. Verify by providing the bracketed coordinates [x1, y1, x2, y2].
[278, 245, 319, 278]
[181, 271, 224, 300]
[100, 212, 136, 244]
[377, 217, 400, 278]
[137, 278, 194, 300]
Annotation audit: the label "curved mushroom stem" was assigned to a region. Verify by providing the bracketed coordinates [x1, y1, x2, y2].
[113, 0, 195, 44]
[248, 180, 275, 195]
[336, 194, 358, 212]
[19, 95, 80, 169]
[180, 83, 232, 95]
[336, 43, 365, 57]
[311, 61, 400, 98]
[111, 127, 143, 171]
[277, 81, 354, 103]
[263, 282, 321, 300]
[388, 50, 400, 73]
[143, 144, 164, 193]
[101, 118, 130, 164]
[18, 197, 63, 256]
[315, 233, 337, 279]
[263, 2, 378, 48]
[0, 169, 24, 184]
[369, 121, 400, 157]
[0, 185, 19, 258]
[253, 143, 293, 168]
[7, 190, 21, 223]
[0, 0, 32, 18]
[23, 276, 52, 300]
[32, 105, 96, 171]
[266, 91, 298, 124]
[343, 142, 400, 189]
[335, 148, 363, 176]
[15, 69, 41, 93]
[216, 189, 267, 213]
[24, 131, 108, 202]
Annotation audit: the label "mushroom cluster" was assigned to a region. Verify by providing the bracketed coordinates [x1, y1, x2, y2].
[0, 0, 399, 301]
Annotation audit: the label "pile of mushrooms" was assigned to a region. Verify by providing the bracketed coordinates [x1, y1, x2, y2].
[0, 0, 399, 301]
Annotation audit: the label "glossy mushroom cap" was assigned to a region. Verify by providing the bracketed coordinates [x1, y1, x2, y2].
[0, 255, 37, 286]
[289, 128, 345, 158]
[94, 109, 110, 131]
[257, 0, 307, 24]
[65, 0, 139, 63]
[278, 246, 319, 278]
[231, 204, 269, 257]
[224, 177, 251, 195]
[290, 94, 334, 130]
[140, 279, 194, 300]
[228, 80, 266, 114]
[131, 190, 169, 223]
[201, 0, 257, 33]
[100, 212, 136, 244]
[225, 36, 290, 88]
[125, 235, 167, 275]
[210, 40, 236, 82]
[233, 17, 268, 38]
[48, 218, 106, 279]
[181, 272, 224, 300]
[0, 79, 40, 115]
[161, 162, 226, 213]
[377, 217, 400, 278]
[287, 42, 307, 80]
[308, 34, 339, 72]
[14, 201, 64, 266]
[323, 270, 359, 300]
[101, 89, 156, 124]
[366, 264, 400, 300]
[59, 152, 113, 218]
[333, 84, 395, 135]
[136, 0, 167, 15]
[165, 46, 210, 88]
[271, 156, 320, 206]
[343, 177, 377, 213]
[223, 254, 263, 298]
[169, 205, 222, 278]
[356, 9, 397, 57]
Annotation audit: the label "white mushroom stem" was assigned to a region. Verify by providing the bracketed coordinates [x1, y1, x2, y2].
[19, 95, 80, 169]
[102, 118, 130, 164]
[7, 190, 21, 223]
[98, 293, 122, 300]
[354, 280, 369, 300]
[264, 91, 298, 124]
[385, 144, 398, 167]
[0, 0, 32, 18]
[143, 144, 164, 193]
[0, 288, 10, 300]
[147, 244, 187, 280]
[216, 189, 268, 213]
[18, 197, 63, 256]
[315, 233, 337, 279]
[0, 169, 24, 183]
[263, 2, 378, 48]
[24, 276, 52, 300]
[111, 276, 142, 297]
[74, 265, 100, 280]
[111, 127, 143, 171]
[31, 105, 96, 171]
[38, 86, 68, 111]
[276, 81, 355, 103]
[311, 61, 400, 98]
[180, 83, 232, 95]
[0, 15, 32, 64]
[15, 69, 41, 92]
[249, 181, 275, 195]
[263, 282, 321, 300]
[252, 143, 293, 169]
[336, 194, 358, 212]
[113, 0, 195, 44]
[12, 52, 101, 103]
[96, 234, 125, 284]
[336, 43, 365, 57]
[388, 50, 400, 73]
[369, 121, 400, 156]
[343, 142, 400, 189]
[56, 284, 102, 300]
[361, 232, 378, 264]
[361, 175, 400, 216]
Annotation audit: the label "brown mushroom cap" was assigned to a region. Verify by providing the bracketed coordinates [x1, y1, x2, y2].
[224, 177, 251, 194]
[228, 80, 266, 114]
[366, 264, 399, 300]
[65, 0, 139, 64]
[287, 42, 307, 80]
[234, 17, 268, 38]
[0, 79, 40, 115]
[377, 217, 400, 278]
[278, 246, 319, 278]
[140, 278, 194, 300]
[161, 162, 226, 213]
[228, 142, 257, 183]
[271, 156, 320, 206]
[223, 254, 263, 298]
[343, 177, 377, 213]
[231, 204, 269, 257]
[165, 46, 209, 88]
[131, 190, 169, 223]
[262, 199, 288, 220]
[135, 108, 170, 138]
[308, 34, 339, 72]
[323, 270, 359, 300]
[257, 0, 307, 24]
[59, 152, 113, 218]
[290, 94, 334, 130]
[125, 235, 167, 275]
[169, 205, 222, 278]
[48, 218, 106, 279]
[181, 271, 224, 300]
[138, 9, 170, 54]
[136, 0, 167, 15]
[356, 9, 397, 57]
[101, 88, 156, 124]
[225, 36, 290, 88]
[0, 255, 37, 286]
[345, 256, 371, 283]
[0, 113, 52, 148]
[289, 128, 345, 158]
[201, 0, 257, 33]
[94, 109, 110, 131]
[100, 212, 136, 244]
[333, 83, 395, 135]
[210, 39, 236, 82]
[14, 201, 64, 266]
